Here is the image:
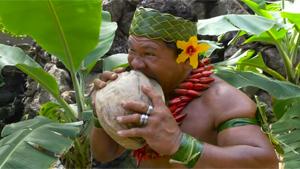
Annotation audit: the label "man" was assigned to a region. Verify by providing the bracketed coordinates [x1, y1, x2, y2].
[90, 1, 278, 168]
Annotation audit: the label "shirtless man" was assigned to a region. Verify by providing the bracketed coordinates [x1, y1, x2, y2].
[90, 1, 278, 168]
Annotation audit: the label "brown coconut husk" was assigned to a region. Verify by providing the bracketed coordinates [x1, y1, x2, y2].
[94, 70, 164, 150]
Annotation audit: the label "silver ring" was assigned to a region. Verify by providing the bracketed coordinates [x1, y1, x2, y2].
[145, 105, 153, 116]
[140, 114, 149, 126]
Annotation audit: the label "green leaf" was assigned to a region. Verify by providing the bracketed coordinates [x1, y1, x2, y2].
[0, 44, 41, 77]
[38, 102, 63, 122]
[199, 40, 223, 57]
[271, 97, 300, 169]
[265, 3, 281, 11]
[244, 28, 287, 44]
[16, 64, 59, 98]
[273, 97, 298, 120]
[295, 63, 300, 80]
[252, 0, 266, 8]
[214, 67, 300, 99]
[103, 53, 128, 71]
[81, 110, 94, 136]
[197, 14, 276, 36]
[215, 49, 255, 66]
[0, 0, 101, 72]
[241, 0, 273, 19]
[236, 52, 285, 80]
[0, 116, 82, 169]
[281, 12, 300, 30]
[83, 10, 118, 73]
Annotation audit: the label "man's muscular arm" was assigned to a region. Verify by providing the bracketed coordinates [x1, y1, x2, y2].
[90, 127, 126, 162]
[194, 77, 278, 168]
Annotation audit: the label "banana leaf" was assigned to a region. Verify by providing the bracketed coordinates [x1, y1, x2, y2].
[271, 97, 300, 169]
[0, 116, 82, 169]
[197, 14, 276, 36]
[0, 43, 41, 86]
[83, 10, 118, 74]
[103, 53, 128, 71]
[0, 0, 101, 72]
[281, 12, 300, 30]
[215, 67, 300, 100]
[0, 44, 41, 75]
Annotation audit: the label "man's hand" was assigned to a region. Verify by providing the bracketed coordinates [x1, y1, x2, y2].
[91, 67, 126, 107]
[90, 67, 127, 163]
[116, 85, 182, 156]
[93, 67, 126, 90]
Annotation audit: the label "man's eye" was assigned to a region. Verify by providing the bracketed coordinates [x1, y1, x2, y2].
[128, 48, 134, 52]
[145, 52, 155, 56]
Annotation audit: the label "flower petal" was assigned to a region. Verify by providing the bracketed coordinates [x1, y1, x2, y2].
[176, 40, 188, 50]
[196, 43, 210, 53]
[189, 54, 198, 68]
[190, 36, 198, 46]
[176, 52, 189, 63]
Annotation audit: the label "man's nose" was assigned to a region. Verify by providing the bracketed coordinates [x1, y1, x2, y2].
[130, 57, 146, 70]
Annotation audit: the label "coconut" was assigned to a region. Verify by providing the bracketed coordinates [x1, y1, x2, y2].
[94, 70, 164, 150]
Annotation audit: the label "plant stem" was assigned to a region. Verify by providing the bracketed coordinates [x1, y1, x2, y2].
[281, 0, 288, 25]
[70, 71, 85, 120]
[254, 96, 268, 126]
[291, 31, 300, 65]
[267, 31, 294, 82]
[56, 96, 76, 121]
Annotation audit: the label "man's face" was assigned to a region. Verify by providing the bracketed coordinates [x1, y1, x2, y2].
[127, 35, 189, 94]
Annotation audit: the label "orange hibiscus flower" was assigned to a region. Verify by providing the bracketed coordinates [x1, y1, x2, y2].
[176, 36, 210, 68]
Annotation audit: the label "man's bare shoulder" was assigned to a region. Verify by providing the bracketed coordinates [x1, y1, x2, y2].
[200, 75, 257, 128]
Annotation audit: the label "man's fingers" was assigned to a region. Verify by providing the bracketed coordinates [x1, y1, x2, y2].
[117, 128, 146, 138]
[100, 71, 118, 81]
[113, 67, 126, 73]
[93, 79, 106, 90]
[121, 101, 148, 114]
[116, 113, 141, 125]
[142, 85, 164, 107]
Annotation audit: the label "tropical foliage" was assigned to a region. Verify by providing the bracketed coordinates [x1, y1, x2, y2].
[197, 0, 300, 168]
[0, 0, 300, 168]
[0, 0, 117, 168]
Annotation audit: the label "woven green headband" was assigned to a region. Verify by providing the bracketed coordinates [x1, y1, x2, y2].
[129, 7, 197, 42]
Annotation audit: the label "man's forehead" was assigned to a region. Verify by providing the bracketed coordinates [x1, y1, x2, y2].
[128, 35, 164, 49]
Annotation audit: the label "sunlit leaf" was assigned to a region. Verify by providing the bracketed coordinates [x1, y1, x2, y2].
[244, 28, 287, 44]
[83, 10, 117, 73]
[215, 49, 255, 66]
[0, 44, 41, 78]
[197, 15, 275, 36]
[215, 67, 300, 99]
[281, 12, 300, 30]
[242, 0, 273, 18]
[237, 52, 271, 74]
[0, 0, 101, 72]
[103, 53, 128, 71]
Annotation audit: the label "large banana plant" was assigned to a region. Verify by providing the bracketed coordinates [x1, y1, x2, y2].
[0, 0, 117, 168]
[197, 0, 300, 168]
[0, 116, 82, 169]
